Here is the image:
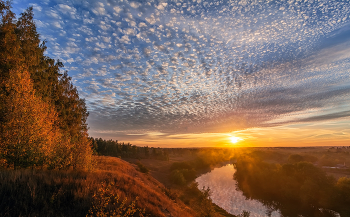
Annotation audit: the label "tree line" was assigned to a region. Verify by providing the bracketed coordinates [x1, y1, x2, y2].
[91, 137, 169, 160]
[0, 1, 92, 169]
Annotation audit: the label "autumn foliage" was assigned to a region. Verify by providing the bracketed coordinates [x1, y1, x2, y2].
[0, 1, 92, 169]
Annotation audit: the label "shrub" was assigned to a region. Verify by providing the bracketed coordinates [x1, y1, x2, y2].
[136, 162, 149, 173]
[170, 170, 186, 185]
[180, 168, 197, 182]
[87, 182, 146, 217]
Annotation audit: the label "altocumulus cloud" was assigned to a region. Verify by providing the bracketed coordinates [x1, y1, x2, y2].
[12, 0, 350, 136]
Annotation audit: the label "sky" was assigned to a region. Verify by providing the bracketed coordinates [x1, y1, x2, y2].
[12, 0, 350, 147]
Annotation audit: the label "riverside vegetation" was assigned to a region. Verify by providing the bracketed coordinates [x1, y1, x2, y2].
[233, 148, 350, 217]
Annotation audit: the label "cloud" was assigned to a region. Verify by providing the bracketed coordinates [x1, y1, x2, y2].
[34, 19, 47, 28]
[31, 3, 42, 12]
[284, 110, 350, 124]
[57, 4, 77, 19]
[52, 21, 62, 29]
[92, 2, 106, 16]
[15, 0, 350, 137]
[46, 9, 60, 19]
[67, 58, 74, 63]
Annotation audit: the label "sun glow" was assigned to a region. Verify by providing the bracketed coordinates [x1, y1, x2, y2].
[230, 136, 241, 144]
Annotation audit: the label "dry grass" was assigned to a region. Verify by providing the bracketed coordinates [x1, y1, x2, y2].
[124, 150, 237, 217]
[0, 156, 195, 217]
[93, 156, 195, 217]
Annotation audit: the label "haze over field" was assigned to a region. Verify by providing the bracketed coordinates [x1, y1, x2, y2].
[14, 0, 350, 147]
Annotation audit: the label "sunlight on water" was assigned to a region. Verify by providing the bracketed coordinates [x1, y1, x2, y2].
[196, 164, 280, 217]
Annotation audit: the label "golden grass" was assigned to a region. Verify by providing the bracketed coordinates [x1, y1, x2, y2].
[124, 149, 238, 217]
[0, 156, 195, 217]
[93, 156, 195, 217]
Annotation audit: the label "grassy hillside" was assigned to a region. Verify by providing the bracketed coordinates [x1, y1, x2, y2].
[0, 156, 196, 217]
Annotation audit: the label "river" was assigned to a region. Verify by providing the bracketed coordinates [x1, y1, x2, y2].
[195, 164, 280, 217]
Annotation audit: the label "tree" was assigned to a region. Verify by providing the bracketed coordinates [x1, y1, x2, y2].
[0, 1, 20, 80]
[335, 177, 350, 206]
[288, 154, 304, 163]
[144, 146, 149, 157]
[53, 72, 92, 169]
[0, 1, 92, 169]
[0, 67, 59, 168]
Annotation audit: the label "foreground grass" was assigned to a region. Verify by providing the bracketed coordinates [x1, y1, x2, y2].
[0, 156, 195, 217]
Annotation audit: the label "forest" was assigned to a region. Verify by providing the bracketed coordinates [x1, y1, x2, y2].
[91, 137, 169, 160]
[0, 1, 92, 169]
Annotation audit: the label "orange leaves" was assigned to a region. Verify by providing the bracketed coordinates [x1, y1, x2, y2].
[0, 67, 91, 169]
[0, 3, 92, 170]
[0, 68, 57, 168]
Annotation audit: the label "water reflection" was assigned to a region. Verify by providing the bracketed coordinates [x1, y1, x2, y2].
[195, 164, 280, 217]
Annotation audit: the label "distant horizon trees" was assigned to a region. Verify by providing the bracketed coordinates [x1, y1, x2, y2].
[0, 1, 92, 169]
[91, 137, 169, 160]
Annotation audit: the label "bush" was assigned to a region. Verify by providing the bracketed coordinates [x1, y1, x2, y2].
[170, 170, 186, 185]
[180, 168, 197, 182]
[136, 162, 149, 173]
[336, 177, 350, 206]
[87, 182, 146, 217]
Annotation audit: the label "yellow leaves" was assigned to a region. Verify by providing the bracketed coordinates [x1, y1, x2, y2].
[87, 182, 146, 217]
[0, 4, 92, 170]
[0, 67, 60, 168]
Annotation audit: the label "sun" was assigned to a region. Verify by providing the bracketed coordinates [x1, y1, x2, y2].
[230, 136, 241, 144]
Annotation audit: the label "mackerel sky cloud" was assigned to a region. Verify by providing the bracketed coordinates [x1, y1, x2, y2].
[13, 0, 350, 146]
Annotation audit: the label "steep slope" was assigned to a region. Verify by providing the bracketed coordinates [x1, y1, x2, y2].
[0, 156, 195, 216]
[93, 156, 196, 216]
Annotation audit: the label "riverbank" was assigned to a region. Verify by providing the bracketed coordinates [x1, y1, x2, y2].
[124, 148, 238, 217]
[124, 148, 238, 187]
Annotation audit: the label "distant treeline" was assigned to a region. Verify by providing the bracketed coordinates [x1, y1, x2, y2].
[0, 2, 92, 169]
[91, 137, 169, 160]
